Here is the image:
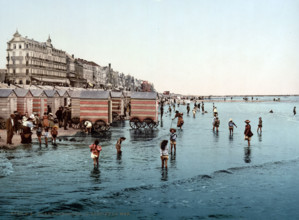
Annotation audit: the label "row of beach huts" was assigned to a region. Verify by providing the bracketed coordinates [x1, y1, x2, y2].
[0, 89, 159, 131]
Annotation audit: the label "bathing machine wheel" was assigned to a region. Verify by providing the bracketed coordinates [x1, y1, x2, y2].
[71, 117, 80, 129]
[129, 117, 142, 129]
[93, 119, 109, 132]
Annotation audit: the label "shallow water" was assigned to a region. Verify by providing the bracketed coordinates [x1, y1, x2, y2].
[1, 97, 299, 219]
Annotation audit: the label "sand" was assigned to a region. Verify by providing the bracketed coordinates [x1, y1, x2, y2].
[0, 127, 78, 149]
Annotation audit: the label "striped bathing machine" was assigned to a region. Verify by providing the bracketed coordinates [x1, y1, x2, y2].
[30, 89, 47, 117]
[0, 89, 17, 128]
[70, 90, 112, 132]
[130, 92, 159, 129]
[14, 89, 33, 116]
[57, 90, 70, 108]
[111, 91, 124, 121]
[44, 90, 60, 114]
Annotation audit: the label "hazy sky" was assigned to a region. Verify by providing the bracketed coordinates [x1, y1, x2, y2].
[0, 0, 298, 95]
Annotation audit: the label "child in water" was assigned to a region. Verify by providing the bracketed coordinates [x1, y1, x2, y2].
[160, 140, 169, 169]
[115, 137, 126, 154]
[186, 104, 190, 115]
[257, 117, 262, 133]
[192, 107, 197, 118]
[214, 117, 220, 133]
[173, 111, 184, 129]
[44, 127, 50, 147]
[168, 105, 172, 114]
[228, 118, 237, 136]
[51, 125, 58, 145]
[90, 139, 102, 168]
[36, 123, 43, 146]
[244, 120, 253, 146]
[170, 128, 177, 154]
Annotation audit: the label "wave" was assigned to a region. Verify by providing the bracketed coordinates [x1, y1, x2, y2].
[29, 157, 299, 216]
[0, 156, 14, 178]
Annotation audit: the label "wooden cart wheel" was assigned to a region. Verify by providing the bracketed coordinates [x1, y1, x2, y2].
[71, 117, 80, 129]
[112, 112, 119, 121]
[72, 123, 80, 129]
[105, 124, 110, 131]
[143, 118, 154, 129]
[154, 121, 159, 128]
[141, 121, 147, 128]
[0, 118, 5, 129]
[94, 120, 107, 132]
[130, 117, 140, 129]
[72, 117, 80, 124]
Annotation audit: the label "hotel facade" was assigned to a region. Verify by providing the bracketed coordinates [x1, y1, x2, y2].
[6, 31, 69, 86]
[5, 31, 154, 92]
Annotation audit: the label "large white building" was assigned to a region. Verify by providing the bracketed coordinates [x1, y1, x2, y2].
[6, 31, 69, 86]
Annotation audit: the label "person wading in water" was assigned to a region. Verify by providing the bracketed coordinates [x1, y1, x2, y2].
[173, 111, 184, 129]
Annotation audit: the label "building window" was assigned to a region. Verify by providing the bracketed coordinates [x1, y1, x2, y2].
[26, 61, 29, 66]
[26, 69, 29, 75]
[13, 69, 16, 74]
[13, 44, 16, 49]
[19, 80, 23, 84]
[19, 44, 22, 49]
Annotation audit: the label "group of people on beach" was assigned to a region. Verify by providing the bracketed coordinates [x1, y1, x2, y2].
[5, 105, 73, 146]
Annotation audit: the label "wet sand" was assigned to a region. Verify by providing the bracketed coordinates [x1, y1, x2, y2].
[0, 127, 78, 149]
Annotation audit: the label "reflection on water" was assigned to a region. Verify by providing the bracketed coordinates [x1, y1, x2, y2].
[129, 129, 159, 141]
[161, 168, 168, 181]
[170, 153, 176, 168]
[90, 168, 101, 183]
[116, 153, 122, 162]
[244, 147, 252, 163]
[258, 133, 262, 142]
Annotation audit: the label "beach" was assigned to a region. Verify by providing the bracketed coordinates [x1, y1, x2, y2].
[0, 127, 78, 149]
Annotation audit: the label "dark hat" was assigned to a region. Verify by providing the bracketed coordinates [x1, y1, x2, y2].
[245, 120, 250, 123]
[170, 128, 176, 132]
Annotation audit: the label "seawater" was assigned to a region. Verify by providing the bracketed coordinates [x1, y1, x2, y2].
[1, 97, 299, 219]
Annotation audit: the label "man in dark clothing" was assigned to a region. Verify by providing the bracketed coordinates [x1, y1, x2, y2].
[55, 107, 63, 128]
[6, 114, 15, 144]
[13, 111, 20, 133]
[47, 105, 52, 114]
[67, 107, 72, 128]
[160, 103, 164, 118]
[128, 103, 131, 116]
[62, 107, 69, 130]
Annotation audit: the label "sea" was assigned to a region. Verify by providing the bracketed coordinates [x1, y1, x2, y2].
[1, 96, 299, 219]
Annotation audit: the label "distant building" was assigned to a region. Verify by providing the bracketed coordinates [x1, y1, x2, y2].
[67, 53, 86, 87]
[0, 69, 6, 82]
[75, 58, 94, 85]
[141, 81, 153, 92]
[5, 31, 155, 90]
[6, 31, 69, 86]
[94, 65, 108, 89]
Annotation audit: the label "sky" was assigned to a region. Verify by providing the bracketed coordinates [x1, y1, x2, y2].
[0, 0, 298, 95]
